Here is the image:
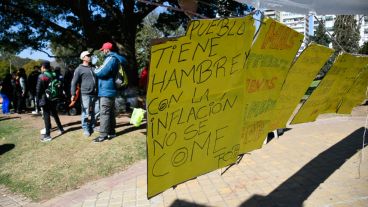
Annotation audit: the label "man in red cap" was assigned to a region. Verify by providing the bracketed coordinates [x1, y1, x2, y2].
[94, 42, 127, 142]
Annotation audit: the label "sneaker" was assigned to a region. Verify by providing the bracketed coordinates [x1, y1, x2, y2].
[40, 135, 52, 142]
[93, 136, 107, 143]
[83, 131, 91, 137]
[107, 134, 116, 140]
[31, 110, 40, 115]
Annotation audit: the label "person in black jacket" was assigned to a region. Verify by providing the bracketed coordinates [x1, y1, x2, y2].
[36, 61, 64, 142]
[15, 68, 27, 113]
[28, 65, 41, 114]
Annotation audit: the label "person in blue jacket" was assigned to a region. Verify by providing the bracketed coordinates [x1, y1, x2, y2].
[94, 42, 127, 142]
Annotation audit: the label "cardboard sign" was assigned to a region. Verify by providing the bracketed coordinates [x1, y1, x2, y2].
[269, 43, 334, 129]
[146, 16, 255, 198]
[291, 54, 368, 124]
[337, 65, 368, 114]
[239, 17, 304, 154]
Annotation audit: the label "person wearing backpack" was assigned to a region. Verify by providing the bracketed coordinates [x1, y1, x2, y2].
[71, 51, 98, 137]
[36, 61, 65, 142]
[94, 42, 127, 142]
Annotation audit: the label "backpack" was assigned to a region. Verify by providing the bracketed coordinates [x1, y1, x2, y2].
[115, 62, 129, 90]
[44, 71, 63, 101]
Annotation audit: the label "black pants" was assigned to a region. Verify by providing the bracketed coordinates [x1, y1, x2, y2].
[42, 102, 63, 136]
[16, 94, 25, 113]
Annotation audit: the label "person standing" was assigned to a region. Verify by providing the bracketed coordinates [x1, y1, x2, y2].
[0, 74, 13, 114]
[28, 65, 41, 114]
[70, 51, 98, 137]
[36, 61, 64, 142]
[15, 68, 27, 113]
[94, 42, 127, 142]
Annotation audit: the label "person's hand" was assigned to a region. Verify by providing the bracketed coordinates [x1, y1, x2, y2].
[71, 96, 75, 102]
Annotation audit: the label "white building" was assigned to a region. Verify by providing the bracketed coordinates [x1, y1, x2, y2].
[264, 10, 367, 46]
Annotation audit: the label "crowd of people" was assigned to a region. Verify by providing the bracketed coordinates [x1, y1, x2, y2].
[0, 42, 149, 143]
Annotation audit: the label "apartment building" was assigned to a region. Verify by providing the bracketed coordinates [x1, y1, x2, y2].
[264, 10, 367, 46]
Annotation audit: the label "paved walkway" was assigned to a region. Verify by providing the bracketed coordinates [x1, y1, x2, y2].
[2, 108, 368, 207]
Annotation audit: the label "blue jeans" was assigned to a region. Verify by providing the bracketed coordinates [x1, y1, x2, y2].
[81, 95, 97, 133]
[1, 93, 10, 114]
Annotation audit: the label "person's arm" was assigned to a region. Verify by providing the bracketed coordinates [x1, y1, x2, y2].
[94, 56, 115, 78]
[20, 77, 26, 96]
[36, 75, 43, 100]
[70, 69, 80, 99]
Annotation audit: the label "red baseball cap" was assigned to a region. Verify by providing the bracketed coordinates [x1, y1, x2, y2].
[99, 42, 113, 51]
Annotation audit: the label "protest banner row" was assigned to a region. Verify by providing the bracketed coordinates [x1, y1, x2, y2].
[146, 15, 368, 198]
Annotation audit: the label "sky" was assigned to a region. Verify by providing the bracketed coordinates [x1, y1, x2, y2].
[18, 48, 55, 61]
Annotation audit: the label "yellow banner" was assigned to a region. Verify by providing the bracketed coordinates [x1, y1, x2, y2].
[291, 54, 368, 124]
[269, 43, 334, 130]
[239, 18, 304, 154]
[146, 16, 255, 198]
[337, 65, 368, 114]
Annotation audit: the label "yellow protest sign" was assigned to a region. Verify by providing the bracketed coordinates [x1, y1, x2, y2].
[268, 43, 334, 130]
[146, 16, 255, 198]
[239, 17, 304, 154]
[337, 65, 368, 114]
[291, 54, 368, 124]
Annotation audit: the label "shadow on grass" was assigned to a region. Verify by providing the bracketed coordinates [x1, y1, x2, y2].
[114, 122, 147, 138]
[240, 127, 366, 207]
[0, 116, 21, 122]
[0, 144, 15, 155]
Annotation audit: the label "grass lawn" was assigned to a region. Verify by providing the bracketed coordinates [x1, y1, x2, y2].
[0, 114, 146, 201]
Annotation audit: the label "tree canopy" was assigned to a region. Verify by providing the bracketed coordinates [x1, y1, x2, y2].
[332, 15, 360, 53]
[311, 20, 331, 47]
[1, 0, 252, 85]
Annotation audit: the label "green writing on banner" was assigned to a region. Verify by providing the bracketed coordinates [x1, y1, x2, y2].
[239, 18, 304, 154]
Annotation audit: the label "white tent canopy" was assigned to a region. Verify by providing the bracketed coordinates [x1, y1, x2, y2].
[234, 0, 368, 14]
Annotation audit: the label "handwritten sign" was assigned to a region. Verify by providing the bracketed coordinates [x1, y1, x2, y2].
[268, 43, 334, 130]
[337, 64, 368, 114]
[146, 16, 255, 198]
[239, 17, 304, 154]
[291, 54, 368, 124]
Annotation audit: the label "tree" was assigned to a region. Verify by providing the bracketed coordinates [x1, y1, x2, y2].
[332, 15, 360, 53]
[0, 60, 10, 79]
[311, 20, 331, 47]
[360, 41, 368, 54]
[23, 60, 41, 75]
[1, 0, 177, 86]
[1, 0, 251, 86]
